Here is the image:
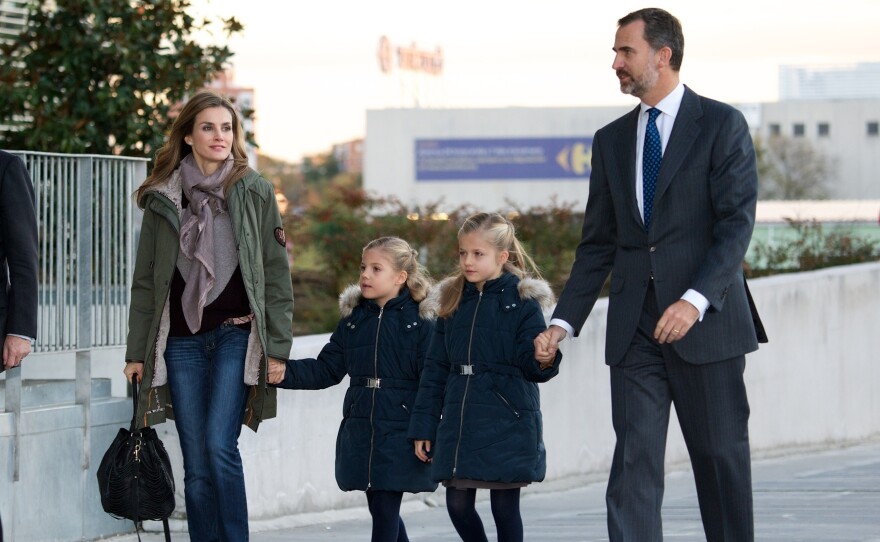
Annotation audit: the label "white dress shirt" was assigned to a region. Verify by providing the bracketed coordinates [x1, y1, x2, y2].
[550, 83, 709, 339]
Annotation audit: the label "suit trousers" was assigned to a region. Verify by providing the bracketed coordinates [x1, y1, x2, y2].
[606, 283, 753, 542]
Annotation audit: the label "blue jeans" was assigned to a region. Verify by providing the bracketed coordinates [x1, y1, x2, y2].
[165, 324, 251, 542]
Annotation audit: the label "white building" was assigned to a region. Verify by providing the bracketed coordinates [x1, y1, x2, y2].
[779, 63, 880, 101]
[0, 0, 27, 42]
[365, 100, 880, 211]
[365, 62, 880, 210]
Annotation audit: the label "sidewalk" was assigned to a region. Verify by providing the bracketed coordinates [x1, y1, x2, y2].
[121, 440, 880, 541]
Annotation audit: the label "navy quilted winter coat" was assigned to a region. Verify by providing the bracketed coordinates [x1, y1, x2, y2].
[408, 272, 561, 484]
[276, 286, 438, 493]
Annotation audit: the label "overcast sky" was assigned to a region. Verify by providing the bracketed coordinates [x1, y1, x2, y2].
[191, 0, 880, 163]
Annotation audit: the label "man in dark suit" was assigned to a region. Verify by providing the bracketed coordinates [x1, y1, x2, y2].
[0, 150, 38, 368]
[535, 8, 760, 542]
[0, 149, 38, 541]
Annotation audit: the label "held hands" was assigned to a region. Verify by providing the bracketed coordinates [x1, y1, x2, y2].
[533, 325, 567, 368]
[414, 440, 432, 463]
[654, 299, 700, 344]
[267, 358, 286, 385]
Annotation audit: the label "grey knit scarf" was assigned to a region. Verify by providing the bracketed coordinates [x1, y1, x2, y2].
[178, 153, 234, 333]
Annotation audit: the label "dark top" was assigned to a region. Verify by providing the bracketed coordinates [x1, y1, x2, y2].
[169, 265, 251, 336]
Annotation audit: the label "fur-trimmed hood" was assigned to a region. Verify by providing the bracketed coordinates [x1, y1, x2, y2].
[338, 283, 440, 320]
[436, 274, 556, 310]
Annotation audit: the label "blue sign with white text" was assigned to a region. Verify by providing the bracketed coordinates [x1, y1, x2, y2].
[415, 137, 592, 181]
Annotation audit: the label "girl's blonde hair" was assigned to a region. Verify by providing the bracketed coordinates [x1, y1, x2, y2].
[363, 237, 433, 302]
[135, 90, 250, 205]
[439, 212, 541, 318]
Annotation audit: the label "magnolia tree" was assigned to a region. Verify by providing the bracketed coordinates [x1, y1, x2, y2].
[0, 0, 243, 158]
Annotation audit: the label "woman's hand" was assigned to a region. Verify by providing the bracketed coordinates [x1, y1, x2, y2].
[124, 361, 144, 384]
[267, 358, 287, 385]
[414, 440, 432, 463]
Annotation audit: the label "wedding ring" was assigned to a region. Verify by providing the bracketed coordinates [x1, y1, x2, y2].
[672, 329, 680, 333]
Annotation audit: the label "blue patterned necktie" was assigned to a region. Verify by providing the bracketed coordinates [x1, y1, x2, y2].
[642, 107, 662, 231]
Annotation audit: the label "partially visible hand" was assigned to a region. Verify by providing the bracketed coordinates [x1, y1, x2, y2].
[124, 361, 144, 384]
[534, 325, 567, 368]
[267, 357, 287, 385]
[3, 335, 31, 370]
[414, 440, 432, 463]
[655, 300, 700, 344]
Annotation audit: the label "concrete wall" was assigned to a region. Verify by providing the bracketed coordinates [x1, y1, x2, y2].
[2, 262, 879, 539]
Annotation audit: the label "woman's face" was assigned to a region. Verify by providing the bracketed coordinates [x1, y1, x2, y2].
[184, 106, 234, 175]
[359, 248, 407, 308]
[458, 231, 508, 291]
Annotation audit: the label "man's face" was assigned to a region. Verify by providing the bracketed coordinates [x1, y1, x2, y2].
[611, 20, 659, 98]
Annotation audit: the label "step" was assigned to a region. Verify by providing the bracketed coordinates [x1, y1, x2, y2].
[0, 378, 115, 409]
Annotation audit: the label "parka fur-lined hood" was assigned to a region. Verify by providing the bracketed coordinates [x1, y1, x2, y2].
[338, 283, 440, 320]
[436, 274, 556, 310]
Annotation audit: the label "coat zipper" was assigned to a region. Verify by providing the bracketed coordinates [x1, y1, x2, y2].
[494, 391, 521, 419]
[367, 307, 384, 488]
[453, 291, 481, 478]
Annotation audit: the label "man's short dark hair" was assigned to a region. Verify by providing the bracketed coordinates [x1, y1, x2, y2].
[618, 8, 684, 71]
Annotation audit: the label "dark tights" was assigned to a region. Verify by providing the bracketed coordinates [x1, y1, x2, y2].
[366, 489, 409, 542]
[445, 487, 523, 542]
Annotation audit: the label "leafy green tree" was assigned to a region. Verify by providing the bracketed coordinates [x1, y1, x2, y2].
[0, 0, 243, 157]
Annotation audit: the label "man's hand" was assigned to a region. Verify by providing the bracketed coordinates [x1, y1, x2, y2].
[534, 325, 567, 368]
[267, 358, 287, 385]
[655, 300, 700, 344]
[3, 335, 31, 370]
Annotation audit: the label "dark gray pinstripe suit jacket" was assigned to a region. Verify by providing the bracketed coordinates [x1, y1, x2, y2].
[553, 86, 759, 365]
[0, 150, 38, 372]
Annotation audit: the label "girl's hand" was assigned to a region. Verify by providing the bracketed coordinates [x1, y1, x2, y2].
[267, 358, 286, 384]
[124, 361, 143, 384]
[414, 440, 432, 463]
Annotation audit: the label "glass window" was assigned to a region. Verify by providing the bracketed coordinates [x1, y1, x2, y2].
[817, 123, 830, 137]
[768, 123, 781, 137]
[868, 121, 879, 137]
[793, 123, 805, 137]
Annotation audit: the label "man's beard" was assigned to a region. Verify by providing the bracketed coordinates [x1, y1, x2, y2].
[617, 65, 658, 98]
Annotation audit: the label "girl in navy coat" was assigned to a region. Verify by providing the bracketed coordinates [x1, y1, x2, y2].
[408, 213, 561, 542]
[269, 237, 438, 542]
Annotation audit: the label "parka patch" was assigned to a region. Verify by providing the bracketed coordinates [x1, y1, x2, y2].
[274, 227, 287, 247]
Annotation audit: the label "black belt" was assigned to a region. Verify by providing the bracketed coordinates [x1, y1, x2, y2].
[349, 376, 419, 390]
[452, 361, 523, 378]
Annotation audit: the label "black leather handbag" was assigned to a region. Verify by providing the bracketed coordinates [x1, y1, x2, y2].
[97, 375, 175, 541]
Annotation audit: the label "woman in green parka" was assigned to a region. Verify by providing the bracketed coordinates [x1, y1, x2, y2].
[123, 90, 293, 542]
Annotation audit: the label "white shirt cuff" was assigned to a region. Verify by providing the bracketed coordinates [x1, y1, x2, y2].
[681, 289, 710, 321]
[548, 318, 575, 339]
[7, 333, 35, 344]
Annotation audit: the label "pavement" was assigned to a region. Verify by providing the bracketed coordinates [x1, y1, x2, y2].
[117, 440, 880, 541]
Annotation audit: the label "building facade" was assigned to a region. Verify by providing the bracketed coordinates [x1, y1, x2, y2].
[364, 99, 880, 211]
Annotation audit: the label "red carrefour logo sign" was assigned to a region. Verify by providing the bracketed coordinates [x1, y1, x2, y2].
[377, 35, 443, 76]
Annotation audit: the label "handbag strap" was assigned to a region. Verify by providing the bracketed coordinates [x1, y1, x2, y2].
[130, 375, 139, 431]
[132, 519, 171, 541]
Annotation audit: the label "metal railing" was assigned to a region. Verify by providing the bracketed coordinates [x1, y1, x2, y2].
[11, 151, 147, 352]
[3, 150, 147, 480]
